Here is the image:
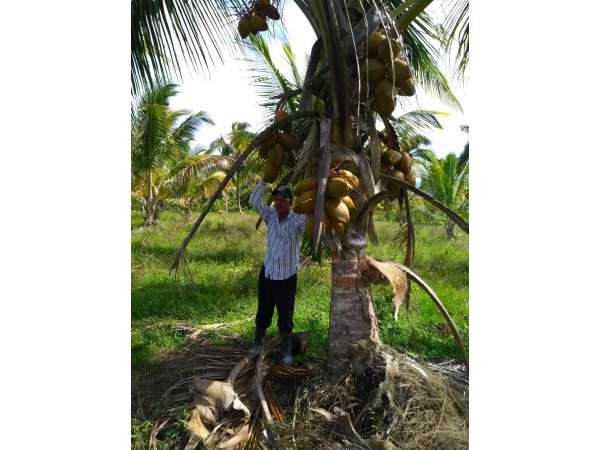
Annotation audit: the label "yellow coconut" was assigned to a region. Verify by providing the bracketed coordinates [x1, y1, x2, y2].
[293, 176, 317, 196]
[331, 220, 347, 237]
[388, 59, 411, 84]
[292, 189, 315, 214]
[366, 58, 386, 83]
[263, 161, 280, 182]
[326, 177, 353, 199]
[325, 198, 350, 224]
[280, 132, 300, 150]
[397, 151, 412, 173]
[268, 143, 286, 166]
[237, 16, 251, 39]
[340, 195, 356, 211]
[367, 32, 386, 58]
[397, 78, 416, 96]
[335, 169, 360, 189]
[405, 170, 416, 185]
[377, 39, 402, 65]
[265, 5, 280, 20]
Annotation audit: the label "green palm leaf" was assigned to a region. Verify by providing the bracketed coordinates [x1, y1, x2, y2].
[131, 0, 245, 94]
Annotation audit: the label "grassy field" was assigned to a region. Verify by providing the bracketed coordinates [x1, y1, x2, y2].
[132, 209, 468, 370]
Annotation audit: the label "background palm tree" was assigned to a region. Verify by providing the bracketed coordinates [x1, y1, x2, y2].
[208, 121, 260, 212]
[131, 83, 227, 226]
[417, 146, 469, 239]
[165, 171, 231, 221]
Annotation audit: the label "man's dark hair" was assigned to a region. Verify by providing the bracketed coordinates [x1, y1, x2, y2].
[272, 186, 293, 201]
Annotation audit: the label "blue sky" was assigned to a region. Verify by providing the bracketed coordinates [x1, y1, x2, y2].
[169, 1, 468, 157]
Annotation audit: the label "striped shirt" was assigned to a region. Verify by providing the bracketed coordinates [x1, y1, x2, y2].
[249, 181, 307, 280]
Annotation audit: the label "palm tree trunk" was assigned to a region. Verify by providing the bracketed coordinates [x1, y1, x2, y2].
[445, 221, 456, 240]
[236, 172, 242, 213]
[328, 236, 382, 376]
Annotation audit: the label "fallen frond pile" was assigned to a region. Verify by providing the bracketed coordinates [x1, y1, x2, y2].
[140, 336, 467, 449]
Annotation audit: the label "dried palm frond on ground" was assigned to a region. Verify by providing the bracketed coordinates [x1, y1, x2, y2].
[134, 335, 468, 450]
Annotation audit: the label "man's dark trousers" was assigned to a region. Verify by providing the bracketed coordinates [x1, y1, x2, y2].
[256, 265, 297, 334]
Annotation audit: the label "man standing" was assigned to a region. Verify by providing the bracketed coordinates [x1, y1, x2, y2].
[248, 180, 306, 364]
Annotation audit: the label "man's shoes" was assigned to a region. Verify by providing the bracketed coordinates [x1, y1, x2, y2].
[278, 332, 293, 365]
[248, 327, 266, 357]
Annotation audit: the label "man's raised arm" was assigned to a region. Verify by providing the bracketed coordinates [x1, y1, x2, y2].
[249, 180, 274, 224]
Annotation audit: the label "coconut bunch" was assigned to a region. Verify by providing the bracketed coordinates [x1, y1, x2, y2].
[380, 146, 415, 194]
[359, 31, 415, 117]
[237, 0, 280, 39]
[292, 169, 360, 239]
[259, 110, 301, 183]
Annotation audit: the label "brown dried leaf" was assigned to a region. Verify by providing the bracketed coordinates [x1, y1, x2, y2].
[365, 257, 409, 320]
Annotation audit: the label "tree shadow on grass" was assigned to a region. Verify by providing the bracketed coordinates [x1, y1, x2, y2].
[132, 266, 261, 322]
[131, 240, 263, 267]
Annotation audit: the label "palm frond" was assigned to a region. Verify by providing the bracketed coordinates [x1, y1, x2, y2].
[169, 154, 232, 186]
[398, 9, 463, 111]
[392, 109, 445, 143]
[131, 0, 246, 94]
[242, 34, 298, 119]
[442, 0, 469, 78]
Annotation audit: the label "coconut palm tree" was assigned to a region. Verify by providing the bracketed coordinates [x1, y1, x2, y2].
[131, 83, 228, 226]
[417, 147, 468, 239]
[208, 122, 259, 212]
[170, 1, 470, 377]
[165, 171, 231, 221]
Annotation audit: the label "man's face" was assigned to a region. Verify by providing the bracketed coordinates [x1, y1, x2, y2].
[272, 193, 291, 215]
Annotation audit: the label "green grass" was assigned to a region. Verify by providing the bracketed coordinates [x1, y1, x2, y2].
[131, 209, 468, 369]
